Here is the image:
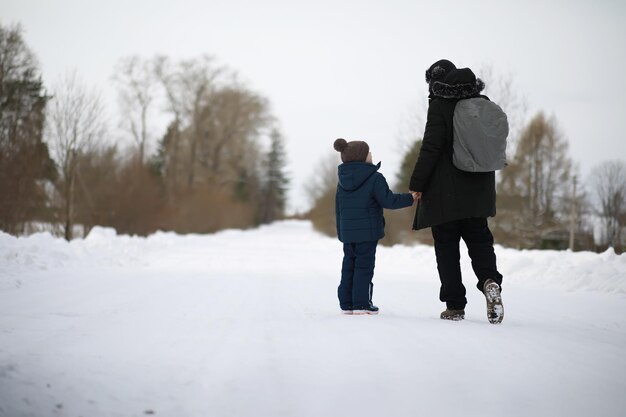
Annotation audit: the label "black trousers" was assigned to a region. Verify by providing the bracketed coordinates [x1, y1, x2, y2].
[338, 241, 377, 310]
[431, 218, 503, 310]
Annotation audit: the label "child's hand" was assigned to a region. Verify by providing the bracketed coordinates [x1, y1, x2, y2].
[410, 191, 422, 202]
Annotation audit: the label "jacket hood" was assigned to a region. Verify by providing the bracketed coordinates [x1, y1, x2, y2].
[431, 67, 485, 99]
[338, 161, 381, 191]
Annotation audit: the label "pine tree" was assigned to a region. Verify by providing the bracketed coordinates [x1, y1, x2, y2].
[260, 128, 289, 223]
[0, 24, 55, 234]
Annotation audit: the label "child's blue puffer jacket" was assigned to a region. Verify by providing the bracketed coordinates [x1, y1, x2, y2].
[335, 161, 413, 243]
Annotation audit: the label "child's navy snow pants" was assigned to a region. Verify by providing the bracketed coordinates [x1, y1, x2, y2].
[338, 240, 377, 310]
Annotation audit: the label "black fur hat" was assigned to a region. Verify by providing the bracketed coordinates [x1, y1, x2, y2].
[425, 59, 456, 84]
[334, 138, 369, 163]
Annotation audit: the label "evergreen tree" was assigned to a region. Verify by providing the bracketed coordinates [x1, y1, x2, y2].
[260, 128, 289, 223]
[0, 23, 55, 234]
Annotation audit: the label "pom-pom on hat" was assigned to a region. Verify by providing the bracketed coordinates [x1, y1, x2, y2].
[333, 138, 369, 163]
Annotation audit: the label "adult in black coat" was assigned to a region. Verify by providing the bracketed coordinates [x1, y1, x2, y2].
[409, 60, 504, 323]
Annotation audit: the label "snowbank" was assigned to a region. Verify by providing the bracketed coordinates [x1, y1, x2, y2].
[2, 220, 624, 294]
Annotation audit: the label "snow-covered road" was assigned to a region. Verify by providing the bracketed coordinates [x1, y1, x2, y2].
[1, 221, 625, 417]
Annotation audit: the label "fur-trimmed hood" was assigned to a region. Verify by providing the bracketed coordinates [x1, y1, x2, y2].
[431, 68, 485, 99]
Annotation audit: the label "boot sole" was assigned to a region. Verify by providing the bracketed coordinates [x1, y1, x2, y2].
[484, 281, 504, 324]
[440, 313, 464, 321]
[352, 310, 379, 315]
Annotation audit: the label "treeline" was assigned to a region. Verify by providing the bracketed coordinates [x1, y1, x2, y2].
[0, 23, 288, 239]
[308, 86, 626, 253]
[2, 22, 624, 251]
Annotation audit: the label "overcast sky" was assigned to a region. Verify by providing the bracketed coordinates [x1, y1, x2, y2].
[3, 0, 626, 212]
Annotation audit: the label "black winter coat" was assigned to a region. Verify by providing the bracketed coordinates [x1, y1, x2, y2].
[409, 68, 496, 230]
[336, 162, 413, 243]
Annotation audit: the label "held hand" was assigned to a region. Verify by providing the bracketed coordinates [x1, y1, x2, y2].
[409, 191, 422, 202]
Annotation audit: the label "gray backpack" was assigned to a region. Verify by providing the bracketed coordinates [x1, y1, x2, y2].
[452, 98, 509, 172]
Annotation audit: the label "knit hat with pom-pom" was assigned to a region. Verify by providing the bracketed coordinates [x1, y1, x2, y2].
[333, 138, 369, 163]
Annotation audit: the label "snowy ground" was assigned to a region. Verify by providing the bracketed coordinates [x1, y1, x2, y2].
[1, 220, 625, 417]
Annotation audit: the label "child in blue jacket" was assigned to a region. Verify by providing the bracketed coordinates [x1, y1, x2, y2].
[334, 138, 416, 315]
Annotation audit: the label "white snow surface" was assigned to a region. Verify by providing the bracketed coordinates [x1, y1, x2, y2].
[1, 220, 625, 417]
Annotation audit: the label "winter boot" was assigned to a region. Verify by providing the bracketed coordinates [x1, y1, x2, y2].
[483, 279, 504, 324]
[353, 304, 379, 315]
[440, 309, 465, 321]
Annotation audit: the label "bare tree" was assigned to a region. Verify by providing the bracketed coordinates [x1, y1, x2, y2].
[112, 56, 158, 164]
[47, 72, 106, 240]
[394, 100, 426, 172]
[153, 56, 183, 191]
[201, 81, 271, 186]
[154, 55, 222, 190]
[154, 56, 273, 195]
[497, 112, 573, 247]
[563, 173, 593, 251]
[478, 65, 528, 151]
[305, 152, 340, 236]
[590, 160, 626, 249]
[305, 152, 339, 207]
[151, 55, 279, 232]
